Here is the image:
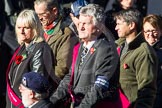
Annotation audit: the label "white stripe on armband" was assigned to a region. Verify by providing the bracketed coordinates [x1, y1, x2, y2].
[95, 76, 109, 89]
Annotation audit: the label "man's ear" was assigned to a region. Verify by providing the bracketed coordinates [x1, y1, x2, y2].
[29, 91, 34, 99]
[129, 22, 136, 31]
[52, 7, 58, 16]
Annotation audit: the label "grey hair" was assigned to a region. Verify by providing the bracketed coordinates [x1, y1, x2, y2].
[34, 0, 59, 11]
[34, 92, 49, 100]
[15, 9, 43, 44]
[79, 4, 116, 41]
[79, 4, 105, 26]
[114, 8, 143, 32]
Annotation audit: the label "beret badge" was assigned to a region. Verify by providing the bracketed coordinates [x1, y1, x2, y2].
[22, 77, 27, 86]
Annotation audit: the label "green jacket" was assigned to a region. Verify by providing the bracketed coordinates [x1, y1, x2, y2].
[46, 19, 78, 79]
[116, 34, 158, 108]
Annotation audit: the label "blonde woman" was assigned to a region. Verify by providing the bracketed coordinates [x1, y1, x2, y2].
[6, 9, 58, 108]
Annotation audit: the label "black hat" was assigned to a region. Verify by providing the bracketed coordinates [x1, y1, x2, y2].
[21, 72, 49, 94]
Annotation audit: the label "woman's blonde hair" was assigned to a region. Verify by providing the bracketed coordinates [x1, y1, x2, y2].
[15, 9, 44, 45]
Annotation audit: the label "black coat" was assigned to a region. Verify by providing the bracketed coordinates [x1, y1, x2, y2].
[6, 40, 59, 108]
[153, 38, 162, 108]
[31, 100, 54, 108]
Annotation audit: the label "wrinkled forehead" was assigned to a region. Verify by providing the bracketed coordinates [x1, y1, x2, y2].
[79, 14, 93, 22]
[19, 84, 31, 92]
[35, 2, 48, 13]
[79, 14, 92, 18]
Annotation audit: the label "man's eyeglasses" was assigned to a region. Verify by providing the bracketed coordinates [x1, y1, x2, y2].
[37, 10, 50, 17]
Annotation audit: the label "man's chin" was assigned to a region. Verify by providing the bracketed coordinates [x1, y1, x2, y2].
[22, 98, 32, 107]
[78, 34, 87, 39]
[22, 101, 29, 107]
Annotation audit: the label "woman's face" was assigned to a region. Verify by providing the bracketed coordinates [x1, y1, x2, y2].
[143, 22, 161, 46]
[120, 0, 135, 9]
[16, 21, 34, 44]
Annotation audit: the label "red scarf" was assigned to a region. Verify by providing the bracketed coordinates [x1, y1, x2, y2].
[43, 18, 59, 40]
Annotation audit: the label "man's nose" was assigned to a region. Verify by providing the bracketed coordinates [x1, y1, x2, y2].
[19, 84, 22, 92]
[37, 14, 43, 21]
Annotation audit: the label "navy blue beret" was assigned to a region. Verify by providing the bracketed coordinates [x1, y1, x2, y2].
[21, 72, 49, 94]
[71, 0, 88, 16]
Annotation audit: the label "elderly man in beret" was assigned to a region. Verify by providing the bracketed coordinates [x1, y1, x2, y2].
[19, 72, 54, 108]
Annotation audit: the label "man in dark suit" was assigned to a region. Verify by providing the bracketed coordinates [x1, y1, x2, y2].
[50, 4, 119, 108]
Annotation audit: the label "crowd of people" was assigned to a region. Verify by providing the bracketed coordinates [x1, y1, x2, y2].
[0, 0, 162, 108]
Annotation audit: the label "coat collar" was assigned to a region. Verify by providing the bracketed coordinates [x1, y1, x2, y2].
[119, 32, 145, 51]
[152, 37, 162, 50]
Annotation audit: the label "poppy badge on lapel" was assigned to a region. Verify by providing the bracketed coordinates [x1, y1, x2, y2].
[123, 63, 129, 69]
[15, 53, 27, 65]
[90, 47, 96, 54]
[15, 55, 23, 65]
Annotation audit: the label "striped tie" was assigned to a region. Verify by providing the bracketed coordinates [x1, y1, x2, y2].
[80, 47, 88, 65]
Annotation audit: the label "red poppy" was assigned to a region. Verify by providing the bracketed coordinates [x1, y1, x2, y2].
[123, 63, 128, 69]
[90, 47, 96, 54]
[117, 47, 121, 55]
[15, 55, 23, 65]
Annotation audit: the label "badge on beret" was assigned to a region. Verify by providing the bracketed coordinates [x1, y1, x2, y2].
[22, 77, 27, 86]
